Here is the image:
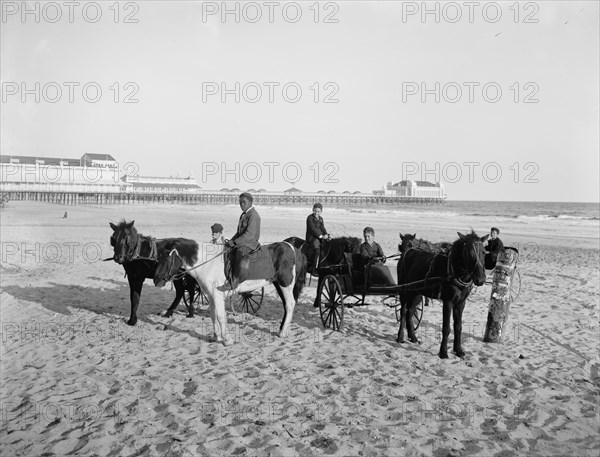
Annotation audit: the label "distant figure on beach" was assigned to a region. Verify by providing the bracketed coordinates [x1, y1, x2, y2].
[305, 202, 330, 275]
[484, 227, 504, 269]
[211, 223, 224, 245]
[63, 211, 68, 219]
[225, 193, 261, 282]
[359, 227, 395, 286]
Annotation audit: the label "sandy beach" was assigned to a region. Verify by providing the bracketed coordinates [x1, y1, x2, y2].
[1, 201, 599, 456]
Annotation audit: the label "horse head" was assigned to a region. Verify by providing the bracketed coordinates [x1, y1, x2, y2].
[154, 248, 183, 288]
[398, 233, 417, 253]
[109, 220, 138, 264]
[452, 231, 489, 286]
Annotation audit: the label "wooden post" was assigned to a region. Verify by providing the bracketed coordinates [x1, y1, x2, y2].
[483, 248, 519, 343]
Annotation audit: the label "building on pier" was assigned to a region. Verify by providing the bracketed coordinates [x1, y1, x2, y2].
[1, 154, 447, 206]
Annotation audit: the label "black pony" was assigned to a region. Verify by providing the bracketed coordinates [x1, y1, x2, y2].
[397, 231, 488, 359]
[109, 220, 196, 325]
[285, 236, 362, 307]
[398, 233, 453, 256]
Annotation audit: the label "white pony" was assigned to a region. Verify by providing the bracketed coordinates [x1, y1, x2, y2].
[153, 239, 307, 344]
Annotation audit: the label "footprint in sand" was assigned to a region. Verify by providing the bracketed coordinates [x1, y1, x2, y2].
[108, 381, 121, 395]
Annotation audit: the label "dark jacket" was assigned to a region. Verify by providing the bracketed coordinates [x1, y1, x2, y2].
[232, 207, 260, 250]
[360, 241, 385, 264]
[484, 237, 504, 268]
[306, 214, 327, 243]
[485, 238, 504, 256]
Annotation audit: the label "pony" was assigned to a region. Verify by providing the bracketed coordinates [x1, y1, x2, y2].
[397, 231, 488, 359]
[109, 220, 197, 325]
[398, 233, 453, 256]
[284, 236, 362, 306]
[154, 239, 307, 342]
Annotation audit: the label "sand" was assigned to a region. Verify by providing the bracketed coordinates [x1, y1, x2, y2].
[1, 201, 599, 456]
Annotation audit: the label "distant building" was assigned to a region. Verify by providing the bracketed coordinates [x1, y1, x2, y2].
[0, 154, 447, 205]
[373, 180, 446, 199]
[81, 153, 118, 168]
[122, 175, 200, 193]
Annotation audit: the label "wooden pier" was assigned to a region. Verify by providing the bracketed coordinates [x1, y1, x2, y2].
[1, 190, 445, 207]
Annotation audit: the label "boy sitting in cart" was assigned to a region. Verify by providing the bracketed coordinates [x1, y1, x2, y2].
[359, 227, 395, 286]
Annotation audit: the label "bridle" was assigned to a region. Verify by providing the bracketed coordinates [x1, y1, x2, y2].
[449, 240, 484, 288]
[111, 230, 158, 263]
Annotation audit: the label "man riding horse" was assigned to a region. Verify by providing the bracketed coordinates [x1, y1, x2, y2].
[225, 192, 273, 285]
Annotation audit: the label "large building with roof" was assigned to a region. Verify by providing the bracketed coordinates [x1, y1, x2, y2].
[1, 154, 446, 205]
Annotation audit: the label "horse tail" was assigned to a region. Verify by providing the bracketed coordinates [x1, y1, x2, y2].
[293, 249, 308, 301]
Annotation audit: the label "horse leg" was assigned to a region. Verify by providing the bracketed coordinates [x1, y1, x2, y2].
[439, 301, 452, 359]
[164, 279, 183, 318]
[397, 295, 407, 343]
[453, 301, 466, 358]
[273, 283, 287, 334]
[127, 275, 144, 326]
[406, 294, 421, 344]
[184, 279, 196, 318]
[277, 284, 296, 338]
[211, 289, 231, 346]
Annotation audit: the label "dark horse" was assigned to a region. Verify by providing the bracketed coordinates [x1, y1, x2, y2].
[398, 233, 453, 256]
[285, 236, 362, 306]
[153, 238, 308, 340]
[109, 220, 197, 325]
[397, 231, 488, 359]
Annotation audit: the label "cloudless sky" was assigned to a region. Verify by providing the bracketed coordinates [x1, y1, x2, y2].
[1, 1, 598, 201]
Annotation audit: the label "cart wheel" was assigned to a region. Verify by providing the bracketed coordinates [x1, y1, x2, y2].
[318, 275, 344, 331]
[230, 287, 264, 315]
[391, 296, 424, 331]
[510, 269, 521, 303]
[183, 285, 203, 310]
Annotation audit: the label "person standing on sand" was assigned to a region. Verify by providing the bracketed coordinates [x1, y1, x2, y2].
[210, 223, 225, 245]
[484, 227, 504, 269]
[306, 202, 330, 275]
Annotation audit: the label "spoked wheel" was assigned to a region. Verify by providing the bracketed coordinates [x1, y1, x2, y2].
[510, 269, 522, 303]
[383, 295, 425, 331]
[318, 275, 344, 331]
[183, 285, 204, 310]
[230, 288, 264, 315]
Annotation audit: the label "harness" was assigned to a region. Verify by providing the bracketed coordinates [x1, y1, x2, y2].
[398, 241, 483, 292]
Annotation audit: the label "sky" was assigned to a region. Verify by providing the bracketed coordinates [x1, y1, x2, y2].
[1, 0, 599, 202]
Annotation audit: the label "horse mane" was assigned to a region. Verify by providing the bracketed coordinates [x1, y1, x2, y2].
[453, 230, 481, 245]
[165, 238, 199, 265]
[400, 233, 452, 254]
[331, 236, 361, 251]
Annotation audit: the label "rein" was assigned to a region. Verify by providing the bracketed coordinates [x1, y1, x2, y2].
[168, 247, 232, 281]
[399, 240, 484, 291]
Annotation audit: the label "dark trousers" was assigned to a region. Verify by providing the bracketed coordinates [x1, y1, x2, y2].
[484, 253, 497, 270]
[309, 239, 321, 270]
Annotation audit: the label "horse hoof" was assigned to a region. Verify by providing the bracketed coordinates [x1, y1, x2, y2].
[126, 319, 136, 326]
[438, 352, 449, 359]
[410, 338, 420, 344]
[186, 314, 194, 318]
[455, 350, 466, 358]
[163, 312, 173, 318]
[397, 338, 406, 344]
